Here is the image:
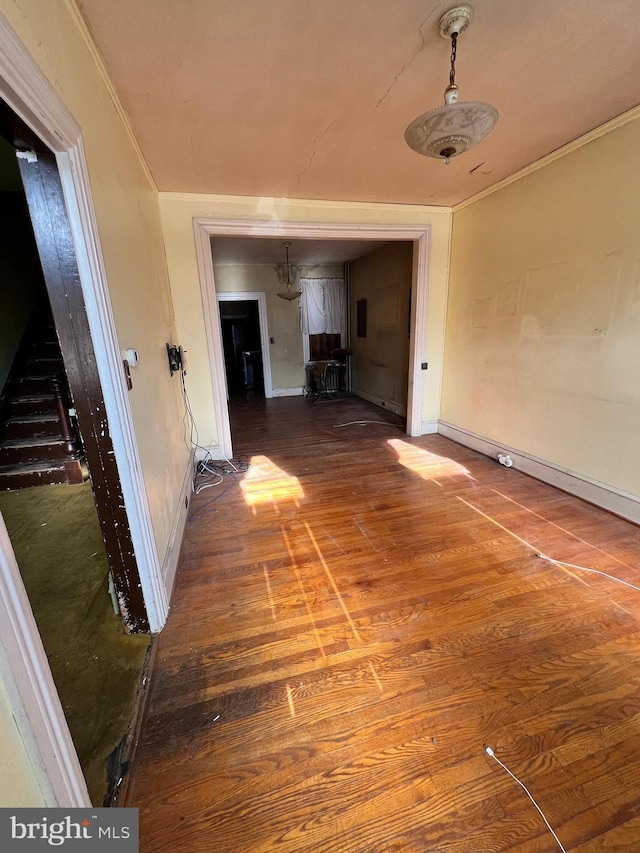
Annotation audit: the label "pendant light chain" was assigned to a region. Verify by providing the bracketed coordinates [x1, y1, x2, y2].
[285, 242, 291, 290]
[449, 31, 458, 87]
[404, 5, 498, 162]
[277, 240, 301, 300]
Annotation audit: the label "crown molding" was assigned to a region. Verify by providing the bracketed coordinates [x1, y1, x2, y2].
[453, 104, 640, 213]
[64, 0, 157, 191]
[159, 190, 451, 216]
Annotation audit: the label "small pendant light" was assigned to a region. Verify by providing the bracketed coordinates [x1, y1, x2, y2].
[404, 4, 498, 164]
[276, 241, 301, 301]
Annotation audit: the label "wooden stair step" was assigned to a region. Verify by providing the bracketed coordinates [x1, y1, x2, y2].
[2, 415, 61, 440]
[0, 437, 69, 465]
[0, 458, 86, 490]
[0, 297, 83, 490]
[13, 376, 59, 395]
[25, 357, 63, 368]
[27, 341, 60, 359]
[7, 394, 57, 417]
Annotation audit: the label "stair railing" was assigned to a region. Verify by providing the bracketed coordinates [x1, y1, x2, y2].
[51, 376, 80, 458]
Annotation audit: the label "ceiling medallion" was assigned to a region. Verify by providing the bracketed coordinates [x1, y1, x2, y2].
[404, 4, 498, 164]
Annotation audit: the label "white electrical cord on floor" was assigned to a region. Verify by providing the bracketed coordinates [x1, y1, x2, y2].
[458, 496, 640, 598]
[332, 420, 400, 428]
[537, 555, 640, 594]
[194, 473, 224, 493]
[484, 746, 567, 852]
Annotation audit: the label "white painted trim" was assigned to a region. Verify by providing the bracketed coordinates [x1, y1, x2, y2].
[421, 420, 439, 435]
[162, 453, 194, 600]
[272, 387, 305, 398]
[0, 7, 168, 805]
[453, 104, 640, 213]
[193, 218, 431, 455]
[438, 421, 640, 525]
[0, 15, 80, 150]
[0, 516, 90, 806]
[193, 223, 234, 458]
[406, 232, 430, 437]
[194, 443, 229, 462]
[353, 389, 407, 419]
[60, 143, 168, 633]
[216, 291, 273, 398]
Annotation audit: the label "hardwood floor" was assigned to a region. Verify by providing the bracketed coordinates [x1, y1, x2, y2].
[125, 396, 640, 851]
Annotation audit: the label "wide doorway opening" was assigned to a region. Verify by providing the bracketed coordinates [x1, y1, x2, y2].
[202, 228, 427, 460]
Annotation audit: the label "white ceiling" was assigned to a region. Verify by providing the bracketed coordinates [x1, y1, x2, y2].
[77, 0, 640, 207]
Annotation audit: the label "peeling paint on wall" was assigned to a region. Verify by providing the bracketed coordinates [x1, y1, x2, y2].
[522, 251, 622, 337]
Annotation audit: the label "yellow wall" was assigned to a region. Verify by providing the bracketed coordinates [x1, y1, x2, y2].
[160, 193, 451, 445]
[213, 263, 343, 392]
[0, 683, 44, 806]
[0, 0, 189, 560]
[443, 115, 640, 495]
[349, 242, 412, 413]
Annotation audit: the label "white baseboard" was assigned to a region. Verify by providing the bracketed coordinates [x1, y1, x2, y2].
[272, 387, 305, 397]
[194, 443, 227, 461]
[421, 419, 439, 435]
[161, 453, 193, 601]
[438, 421, 640, 525]
[353, 389, 407, 418]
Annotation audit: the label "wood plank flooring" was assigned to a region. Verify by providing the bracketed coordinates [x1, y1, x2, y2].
[125, 397, 640, 851]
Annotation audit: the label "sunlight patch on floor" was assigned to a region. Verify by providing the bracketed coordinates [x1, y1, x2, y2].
[262, 564, 277, 622]
[369, 662, 384, 694]
[304, 521, 362, 644]
[285, 684, 296, 718]
[388, 438, 475, 482]
[240, 455, 305, 508]
[281, 526, 327, 658]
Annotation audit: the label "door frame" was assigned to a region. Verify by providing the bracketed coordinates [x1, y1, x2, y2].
[216, 292, 273, 399]
[0, 11, 167, 805]
[194, 218, 430, 459]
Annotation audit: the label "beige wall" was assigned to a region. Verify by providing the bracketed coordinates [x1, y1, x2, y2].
[0, 0, 189, 561]
[349, 242, 412, 412]
[213, 263, 343, 392]
[0, 683, 44, 806]
[443, 115, 640, 496]
[160, 193, 451, 445]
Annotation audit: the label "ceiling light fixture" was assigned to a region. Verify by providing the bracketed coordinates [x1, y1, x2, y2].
[404, 4, 498, 164]
[276, 241, 301, 301]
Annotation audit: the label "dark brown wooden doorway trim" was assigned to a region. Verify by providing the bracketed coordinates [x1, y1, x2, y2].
[0, 103, 149, 633]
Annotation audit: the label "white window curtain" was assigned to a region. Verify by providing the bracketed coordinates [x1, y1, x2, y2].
[300, 278, 345, 335]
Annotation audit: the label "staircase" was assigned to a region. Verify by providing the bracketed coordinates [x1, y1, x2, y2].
[0, 303, 86, 490]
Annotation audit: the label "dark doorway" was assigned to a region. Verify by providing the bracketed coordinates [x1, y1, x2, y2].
[0, 101, 147, 631]
[220, 300, 265, 399]
[0, 100, 151, 803]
